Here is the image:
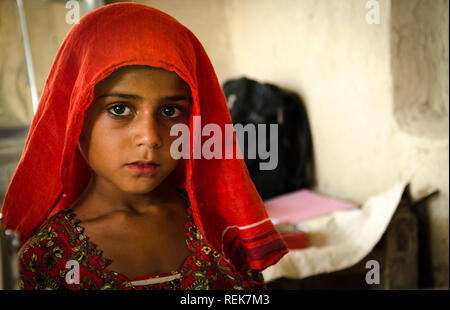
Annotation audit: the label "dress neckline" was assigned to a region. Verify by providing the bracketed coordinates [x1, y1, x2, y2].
[62, 189, 197, 285]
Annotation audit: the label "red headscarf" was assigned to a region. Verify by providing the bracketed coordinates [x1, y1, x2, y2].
[1, 2, 287, 273]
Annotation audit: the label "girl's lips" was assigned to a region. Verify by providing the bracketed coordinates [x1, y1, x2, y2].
[126, 163, 158, 174]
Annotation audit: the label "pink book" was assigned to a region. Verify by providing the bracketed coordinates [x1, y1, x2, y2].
[264, 189, 357, 224]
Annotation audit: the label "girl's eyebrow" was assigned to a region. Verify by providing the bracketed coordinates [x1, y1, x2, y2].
[96, 93, 192, 102]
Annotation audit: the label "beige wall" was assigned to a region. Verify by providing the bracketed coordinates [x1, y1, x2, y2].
[0, 0, 448, 288]
[0, 0, 33, 128]
[392, 0, 449, 139]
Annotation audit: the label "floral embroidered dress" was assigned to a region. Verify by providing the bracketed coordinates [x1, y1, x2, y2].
[18, 193, 265, 290]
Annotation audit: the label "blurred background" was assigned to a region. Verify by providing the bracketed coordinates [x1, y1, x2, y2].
[0, 0, 448, 289]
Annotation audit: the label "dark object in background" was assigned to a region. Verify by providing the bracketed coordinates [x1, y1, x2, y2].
[222, 77, 314, 200]
[0, 214, 20, 290]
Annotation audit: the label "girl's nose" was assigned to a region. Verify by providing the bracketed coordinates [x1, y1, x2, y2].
[132, 114, 163, 149]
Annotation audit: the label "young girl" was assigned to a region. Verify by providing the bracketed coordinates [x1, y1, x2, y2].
[1, 3, 287, 290]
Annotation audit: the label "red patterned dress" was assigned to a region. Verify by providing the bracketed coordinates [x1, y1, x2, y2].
[18, 193, 265, 290]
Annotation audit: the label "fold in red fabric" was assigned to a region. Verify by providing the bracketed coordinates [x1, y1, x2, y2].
[1, 3, 287, 273]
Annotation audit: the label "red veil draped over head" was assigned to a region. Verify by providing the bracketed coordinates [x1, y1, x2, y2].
[1, 3, 287, 273]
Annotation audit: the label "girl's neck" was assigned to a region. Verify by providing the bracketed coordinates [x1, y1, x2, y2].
[72, 176, 175, 218]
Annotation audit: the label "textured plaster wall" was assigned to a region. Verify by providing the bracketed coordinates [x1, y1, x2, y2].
[392, 0, 449, 139]
[390, 0, 449, 287]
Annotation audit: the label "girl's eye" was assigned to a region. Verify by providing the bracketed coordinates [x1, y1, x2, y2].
[107, 104, 132, 117]
[161, 106, 183, 118]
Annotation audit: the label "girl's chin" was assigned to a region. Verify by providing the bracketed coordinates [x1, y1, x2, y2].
[118, 171, 174, 194]
[121, 183, 161, 195]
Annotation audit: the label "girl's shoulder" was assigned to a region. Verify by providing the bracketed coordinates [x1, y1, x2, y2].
[18, 209, 71, 289]
[18, 208, 113, 289]
[19, 209, 77, 259]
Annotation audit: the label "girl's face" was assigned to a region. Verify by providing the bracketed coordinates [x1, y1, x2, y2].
[79, 66, 191, 195]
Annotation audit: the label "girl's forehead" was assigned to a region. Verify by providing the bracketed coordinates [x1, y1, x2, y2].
[100, 65, 183, 84]
[94, 65, 191, 95]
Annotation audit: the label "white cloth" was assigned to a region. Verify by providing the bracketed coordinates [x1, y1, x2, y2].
[263, 182, 407, 281]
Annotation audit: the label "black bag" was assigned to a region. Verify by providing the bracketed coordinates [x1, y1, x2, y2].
[222, 77, 314, 200]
